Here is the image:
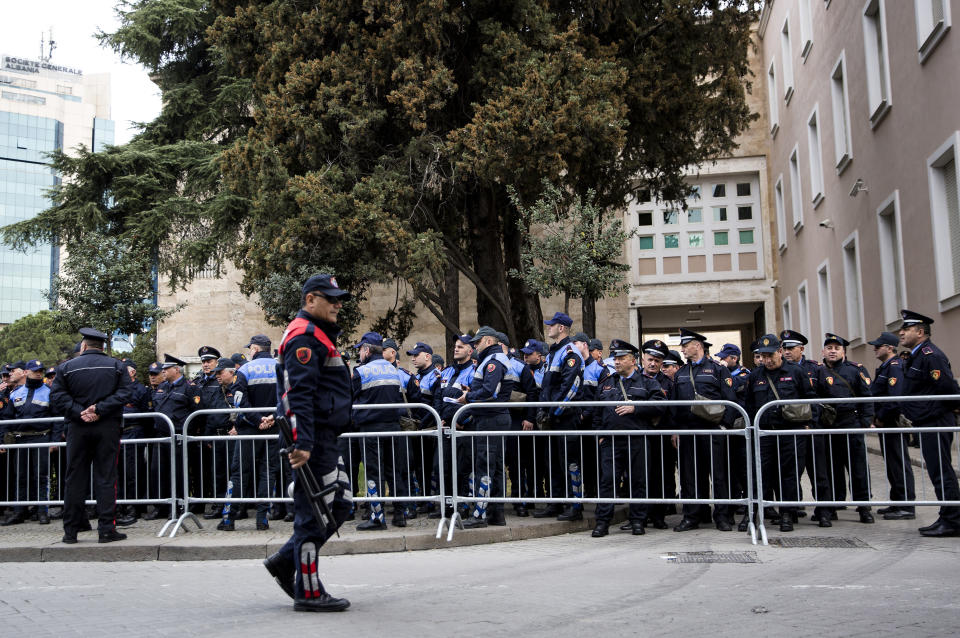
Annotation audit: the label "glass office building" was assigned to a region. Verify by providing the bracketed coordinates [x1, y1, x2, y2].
[0, 56, 113, 324]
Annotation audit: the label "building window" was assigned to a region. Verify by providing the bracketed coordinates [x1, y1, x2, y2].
[782, 297, 793, 329]
[736, 183, 751, 197]
[863, 0, 892, 127]
[781, 16, 795, 103]
[842, 234, 865, 341]
[687, 208, 703, 223]
[807, 106, 825, 207]
[915, 0, 951, 62]
[713, 184, 726, 197]
[688, 232, 704, 248]
[830, 53, 853, 174]
[775, 176, 787, 249]
[877, 191, 907, 326]
[638, 211, 653, 226]
[56, 84, 73, 95]
[817, 262, 833, 336]
[689, 185, 701, 200]
[638, 236, 654, 250]
[798, 282, 811, 337]
[798, 0, 814, 59]
[768, 61, 779, 136]
[737, 206, 753, 221]
[714, 231, 729, 246]
[714, 207, 727, 222]
[663, 210, 679, 225]
[789, 145, 804, 229]
[664, 233, 679, 249]
[739, 230, 755, 245]
[927, 132, 960, 307]
[1, 91, 45, 105]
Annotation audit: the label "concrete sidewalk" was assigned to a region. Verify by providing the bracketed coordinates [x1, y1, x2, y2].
[0, 506, 629, 562]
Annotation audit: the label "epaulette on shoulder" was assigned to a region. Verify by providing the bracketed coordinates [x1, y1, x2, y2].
[889, 358, 901, 365]
[922, 346, 934, 355]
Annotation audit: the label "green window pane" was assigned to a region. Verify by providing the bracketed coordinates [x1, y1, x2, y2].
[714, 231, 729, 246]
[739, 229, 755, 244]
[688, 232, 704, 248]
[638, 236, 654, 250]
[687, 208, 702, 223]
[664, 233, 679, 248]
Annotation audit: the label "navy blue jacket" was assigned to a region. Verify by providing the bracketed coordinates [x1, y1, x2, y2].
[235, 352, 278, 429]
[153, 375, 201, 433]
[276, 311, 352, 453]
[436, 361, 475, 426]
[817, 359, 874, 425]
[597, 369, 665, 430]
[901, 339, 960, 424]
[872, 356, 904, 425]
[51, 349, 133, 427]
[351, 354, 413, 427]
[671, 357, 738, 428]
[539, 337, 584, 420]
[3, 379, 61, 439]
[745, 361, 817, 430]
[122, 381, 154, 431]
[466, 344, 515, 419]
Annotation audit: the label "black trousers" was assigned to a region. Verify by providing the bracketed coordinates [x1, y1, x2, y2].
[878, 421, 916, 510]
[504, 415, 535, 502]
[760, 433, 807, 514]
[677, 431, 731, 522]
[916, 414, 960, 524]
[118, 425, 148, 505]
[822, 415, 871, 504]
[546, 414, 581, 502]
[647, 432, 678, 521]
[226, 426, 276, 516]
[357, 422, 408, 512]
[63, 420, 121, 534]
[595, 434, 649, 523]
[469, 414, 509, 512]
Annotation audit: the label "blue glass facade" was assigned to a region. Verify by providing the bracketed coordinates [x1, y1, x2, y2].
[0, 111, 62, 323]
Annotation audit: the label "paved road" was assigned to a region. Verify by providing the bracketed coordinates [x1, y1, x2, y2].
[1, 526, 957, 637]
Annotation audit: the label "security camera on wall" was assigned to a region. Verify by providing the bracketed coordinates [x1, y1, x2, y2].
[819, 219, 834, 229]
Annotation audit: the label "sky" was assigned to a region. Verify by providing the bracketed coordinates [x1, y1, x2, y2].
[2, 1, 162, 144]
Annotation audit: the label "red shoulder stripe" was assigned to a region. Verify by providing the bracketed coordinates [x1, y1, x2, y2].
[279, 317, 339, 358]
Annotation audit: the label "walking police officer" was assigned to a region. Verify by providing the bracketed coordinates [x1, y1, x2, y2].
[898, 310, 960, 537]
[263, 274, 352, 611]
[51, 328, 133, 544]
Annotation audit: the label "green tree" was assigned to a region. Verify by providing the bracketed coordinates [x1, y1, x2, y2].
[50, 233, 179, 349]
[509, 181, 634, 329]
[0, 311, 77, 365]
[2, 0, 758, 354]
[129, 323, 158, 384]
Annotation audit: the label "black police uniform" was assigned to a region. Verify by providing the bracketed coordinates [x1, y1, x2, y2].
[504, 355, 539, 514]
[593, 363, 665, 533]
[901, 336, 960, 529]
[412, 361, 442, 510]
[646, 369, 677, 527]
[150, 364, 201, 517]
[461, 341, 515, 527]
[746, 359, 817, 524]
[270, 305, 352, 609]
[119, 375, 152, 517]
[536, 336, 584, 516]
[50, 338, 133, 539]
[817, 354, 874, 513]
[672, 350, 738, 529]
[432, 357, 476, 514]
[872, 352, 916, 512]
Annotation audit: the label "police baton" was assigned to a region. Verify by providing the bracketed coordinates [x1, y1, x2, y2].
[275, 415, 340, 538]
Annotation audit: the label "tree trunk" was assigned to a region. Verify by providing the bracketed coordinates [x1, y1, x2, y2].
[441, 260, 460, 363]
[468, 186, 512, 332]
[563, 292, 569, 315]
[581, 296, 597, 338]
[502, 201, 542, 343]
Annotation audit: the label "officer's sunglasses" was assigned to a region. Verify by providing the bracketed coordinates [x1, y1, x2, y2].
[309, 291, 343, 304]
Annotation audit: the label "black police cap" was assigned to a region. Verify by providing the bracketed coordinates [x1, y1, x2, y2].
[679, 328, 708, 345]
[162, 353, 187, 368]
[79, 327, 108, 342]
[640, 339, 669, 359]
[302, 274, 351, 300]
[868, 332, 900, 347]
[779, 330, 808, 347]
[609, 339, 639, 357]
[198, 346, 221, 360]
[754, 334, 781, 353]
[900, 309, 934, 327]
[823, 333, 850, 347]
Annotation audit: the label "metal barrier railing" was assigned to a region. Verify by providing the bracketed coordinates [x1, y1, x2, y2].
[168, 404, 446, 538]
[753, 395, 960, 545]
[448, 400, 757, 543]
[0, 413, 179, 538]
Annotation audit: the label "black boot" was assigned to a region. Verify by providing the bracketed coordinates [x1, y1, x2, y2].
[591, 521, 609, 537]
[264, 551, 295, 600]
[556, 506, 583, 521]
[533, 505, 563, 518]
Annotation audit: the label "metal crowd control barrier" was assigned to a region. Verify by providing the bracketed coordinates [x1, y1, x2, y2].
[448, 400, 757, 543]
[168, 404, 445, 538]
[0, 413, 178, 537]
[753, 395, 960, 545]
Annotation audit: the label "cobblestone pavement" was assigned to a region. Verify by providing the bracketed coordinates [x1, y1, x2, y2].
[1, 525, 958, 637]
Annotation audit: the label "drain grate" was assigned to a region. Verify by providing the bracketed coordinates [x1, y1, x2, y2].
[769, 536, 871, 548]
[664, 551, 760, 564]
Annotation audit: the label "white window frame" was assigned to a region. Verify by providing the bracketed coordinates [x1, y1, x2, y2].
[807, 105, 825, 208]
[775, 174, 787, 250]
[830, 52, 854, 174]
[797, 281, 811, 338]
[862, 0, 893, 127]
[768, 60, 780, 136]
[799, 0, 814, 60]
[876, 190, 909, 328]
[782, 297, 793, 330]
[841, 231, 866, 343]
[817, 260, 833, 337]
[789, 145, 804, 231]
[781, 14, 795, 104]
[927, 131, 960, 311]
[915, 0, 952, 63]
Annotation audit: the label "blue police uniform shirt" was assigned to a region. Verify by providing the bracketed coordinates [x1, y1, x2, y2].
[5, 381, 60, 439]
[540, 337, 584, 417]
[352, 354, 405, 426]
[466, 344, 514, 417]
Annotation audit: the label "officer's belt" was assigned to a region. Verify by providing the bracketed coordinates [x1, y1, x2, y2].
[8, 429, 50, 436]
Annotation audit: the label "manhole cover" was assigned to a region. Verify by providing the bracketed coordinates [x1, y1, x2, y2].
[768, 537, 871, 548]
[664, 551, 760, 563]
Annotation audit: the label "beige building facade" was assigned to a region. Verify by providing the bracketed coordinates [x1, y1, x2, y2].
[758, 0, 960, 363]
